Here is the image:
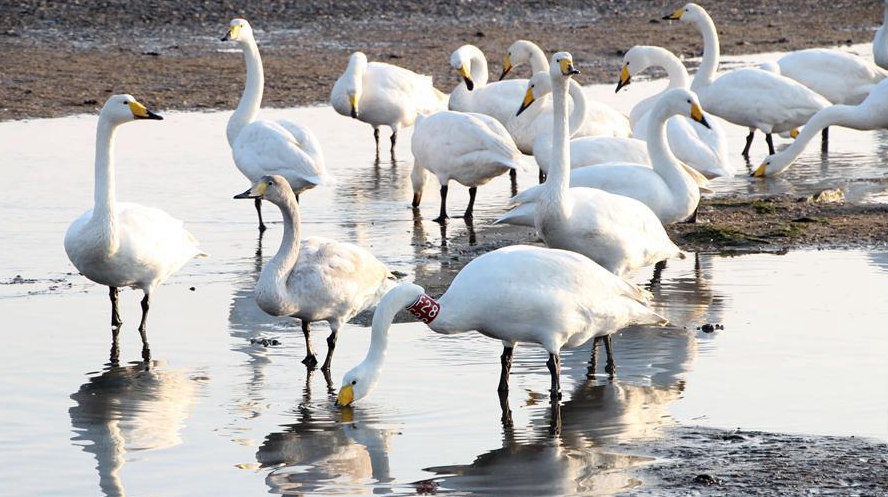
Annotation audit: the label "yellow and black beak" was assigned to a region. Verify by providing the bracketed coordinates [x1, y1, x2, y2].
[615, 64, 631, 93]
[516, 87, 536, 116]
[499, 55, 513, 81]
[663, 8, 684, 20]
[336, 384, 355, 406]
[233, 181, 268, 199]
[458, 65, 474, 91]
[789, 128, 799, 139]
[129, 101, 163, 120]
[348, 95, 358, 119]
[558, 58, 580, 76]
[221, 24, 240, 41]
[752, 163, 768, 177]
[690, 102, 710, 129]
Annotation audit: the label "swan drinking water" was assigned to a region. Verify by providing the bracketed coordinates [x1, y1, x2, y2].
[64, 95, 206, 360]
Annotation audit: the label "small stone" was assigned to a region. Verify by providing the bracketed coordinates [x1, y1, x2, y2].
[694, 474, 720, 486]
[701, 323, 716, 333]
[189, 286, 196, 291]
[809, 188, 845, 204]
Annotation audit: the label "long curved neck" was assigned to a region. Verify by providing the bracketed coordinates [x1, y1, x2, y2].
[691, 12, 720, 90]
[89, 117, 120, 253]
[648, 104, 696, 190]
[259, 193, 302, 290]
[362, 284, 425, 370]
[567, 79, 587, 136]
[654, 50, 691, 89]
[777, 105, 863, 162]
[227, 37, 263, 146]
[527, 43, 548, 73]
[469, 50, 490, 88]
[541, 75, 572, 217]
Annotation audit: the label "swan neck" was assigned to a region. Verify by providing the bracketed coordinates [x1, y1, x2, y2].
[779, 106, 857, 160]
[567, 80, 586, 136]
[692, 12, 720, 90]
[469, 50, 489, 87]
[90, 118, 119, 252]
[648, 104, 693, 187]
[660, 52, 691, 89]
[261, 193, 302, 290]
[542, 76, 572, 215]
[364, 285, 426, 368]
[227, 38, 263, 145]
[529, 44, 549, 73]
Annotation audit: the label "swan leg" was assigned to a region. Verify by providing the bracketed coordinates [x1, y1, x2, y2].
[462, 186, 477, 220]
[433, 184, 449, 223]
[509, 169, 517, 181]
[138, 294, 151, 362]
[765, 133, 776, 155]
[254, 198, 267, 232]
[604, 335, 617, 377]
[321, 325, 339, 372]
[300, 320, 319, 368]
[546, 353, 562, 399]
[589, 337, 600, 378]
[497, 346, 514, 392]
[109, 286, 122, 330]
[684, 206, 699, 224]
[821, 127, 829, 153]
[741, 130, 755, 157]
[390, 129, 398, 162]
[373, 128, 380, 158]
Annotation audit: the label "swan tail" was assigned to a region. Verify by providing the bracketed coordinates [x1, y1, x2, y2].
[493, 203, 536, 227]
[508, 185, 543, 207]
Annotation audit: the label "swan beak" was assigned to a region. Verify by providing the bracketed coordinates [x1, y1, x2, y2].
[615, 65, 631, 93]
[221, 24, 240, 41]
[348, 95, 358, 119]
[336, 384, 355, 406]
[233, 181, 268, 199]
[690, 103, 710, 129]
[752, 163, 768, 177]
[558, 58, 580, 76]
[790, 128, 800, 139]
[129, 101, 163, 120]
[499, 55, 513, 81]
[412, 192, 422, 207]
[516, 87, 536, 116]
[458, 65, 474, 91]
[663, 8, 684, 20]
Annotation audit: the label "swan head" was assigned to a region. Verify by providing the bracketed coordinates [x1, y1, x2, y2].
[100, 94, 162, 124]
[550, 52, 580, 79]
[660, 88, 710, 129]
[337, 283, 428, 406]
[663, 3, 705, 24]
[500, 40, 536, 81]
[410, 162, 430, 206]
[450, 46, 476, 91]
[221, 18, 254, 43]
[616, 46, 658, 93]
[346, 52, 368, 118]
[753, 153, 791, 177]
[516, 71, 551, 116]
[232, 175, 292, 204]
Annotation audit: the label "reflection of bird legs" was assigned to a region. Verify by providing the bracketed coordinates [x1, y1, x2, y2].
[549, 398, 562, 437]
[647, 260, 667, 291]
[497, 390, 513, 431]
[466, 217, 477, 246]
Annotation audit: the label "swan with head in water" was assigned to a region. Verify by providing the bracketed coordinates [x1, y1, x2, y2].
[330, 51, 447, 161]
[234, 175, 394, 371]
[501, 85, 711, 227]
[410, 111, 524, 223]
[615, 45, 733, 178]
[222, 19, 331, 232]
[664, 3, 829, 157]
[754, 78, 888, 176]
[336, 248, 668, 405]
[64, 95, 207, 360]
[514, 52, 682, 277]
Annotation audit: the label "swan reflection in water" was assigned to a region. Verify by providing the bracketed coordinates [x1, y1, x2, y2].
[257, 369, 397, 495]
[69, 360, 203, 497]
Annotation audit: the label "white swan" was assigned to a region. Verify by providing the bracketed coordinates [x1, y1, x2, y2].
[500, 40, 631, 152]
[754, 78, 888, 176]
[503, 87, 709, 226]
[616, 45, 733, 178]
[222, 19, 330, 231]
[330, 51, 447, 160]
[336, 249, 668, 404]
[233, 175, 393, 371]
[410, 111, 524, 222]
[524, 52, 682, 276]
[448, 45, 529, 126]
[665, 3, 829, 157]
[875, 0, 888, 70]
[64, 95, 206, 359]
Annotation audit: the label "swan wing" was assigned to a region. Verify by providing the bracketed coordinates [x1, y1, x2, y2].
[233, 120, 331, 191]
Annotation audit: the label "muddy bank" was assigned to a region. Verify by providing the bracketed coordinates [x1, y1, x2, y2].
[626, 426, 888, 496]
[1, 0, 884, 121]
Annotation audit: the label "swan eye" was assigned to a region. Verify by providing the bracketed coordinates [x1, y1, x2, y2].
[351, 380, 357, 385]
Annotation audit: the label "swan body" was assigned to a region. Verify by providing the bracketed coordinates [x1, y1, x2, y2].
[775, 49, 885, 106]
[666, 4, 829, 155]
[508, 87, 708, 226]
[64, 95, 205, 356]
[410, 111, 524, 222]
[234, 175, 393, 370]
[875, 0, 888, 70]
[755, 77, 888, 176]
[223, 19, 330, 230]
[535, 136, 649, 175]
[523, 53, 682, 276]
[336, 246, 667, 404]
[448, 45, 529, 126]
[617, 45, 733, 178]
[330, 51, 447, 157]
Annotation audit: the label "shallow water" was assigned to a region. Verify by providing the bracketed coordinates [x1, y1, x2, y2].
[1, 47, 887, 496]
